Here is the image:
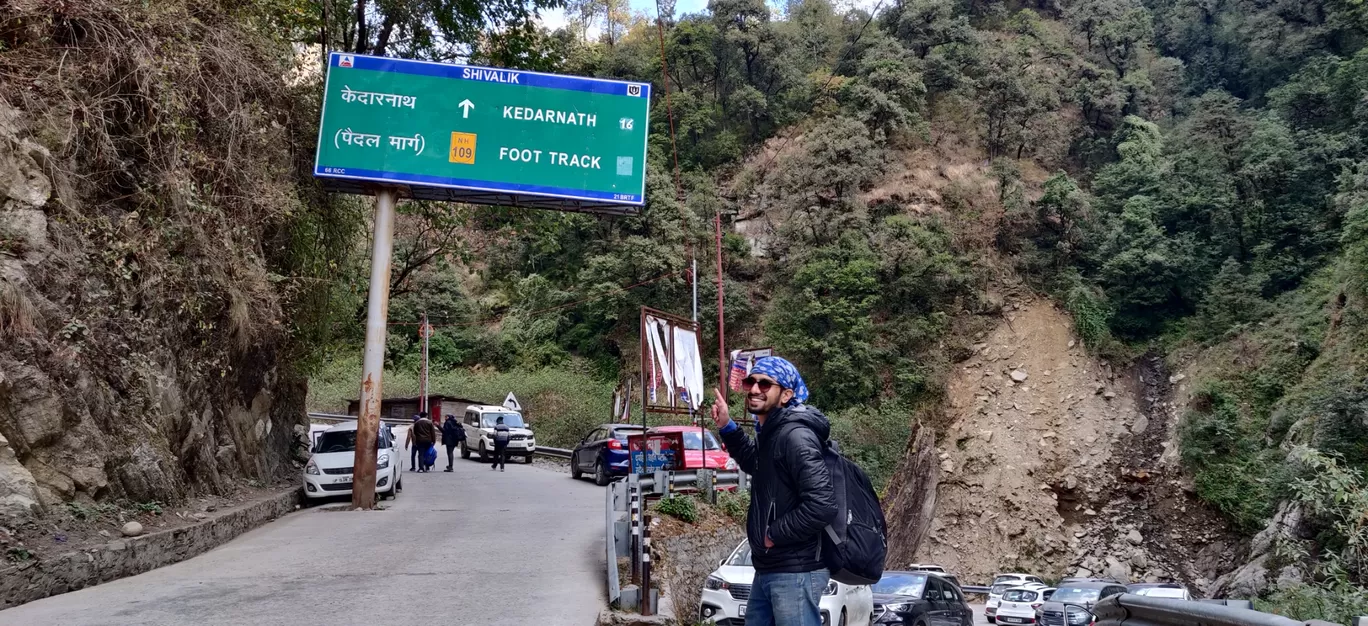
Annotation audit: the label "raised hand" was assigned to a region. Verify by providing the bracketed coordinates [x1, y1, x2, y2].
[710, 387, 731, 429]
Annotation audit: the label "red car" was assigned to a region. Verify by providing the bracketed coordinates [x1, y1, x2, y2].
[645, 425, 737, 471]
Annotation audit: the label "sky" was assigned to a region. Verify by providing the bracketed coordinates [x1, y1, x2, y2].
[538, 0, 711, 33]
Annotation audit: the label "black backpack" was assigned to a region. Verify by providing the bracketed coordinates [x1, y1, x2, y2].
[819, 439, 888, 585]
[777, 417, 889, 586]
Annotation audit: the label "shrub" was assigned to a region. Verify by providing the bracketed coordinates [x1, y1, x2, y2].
[655, 495, 700, 523]
[716, 490, 750, 523]
[1179, 383, 1294, 533]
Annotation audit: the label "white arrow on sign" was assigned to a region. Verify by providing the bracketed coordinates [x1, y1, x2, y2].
[458, 99, 474, 118]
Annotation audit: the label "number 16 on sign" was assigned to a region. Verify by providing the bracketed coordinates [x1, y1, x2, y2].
[449, 132, 476, 164]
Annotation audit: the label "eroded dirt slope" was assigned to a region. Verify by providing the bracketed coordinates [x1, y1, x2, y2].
[889, 297, 1240, 589]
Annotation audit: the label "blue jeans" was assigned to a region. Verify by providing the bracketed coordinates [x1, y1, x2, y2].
[744, 570, 829, 626]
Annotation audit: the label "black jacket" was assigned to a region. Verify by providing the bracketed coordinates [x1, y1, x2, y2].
[718, 404, 836, 574]
[441, 418, 465, 446]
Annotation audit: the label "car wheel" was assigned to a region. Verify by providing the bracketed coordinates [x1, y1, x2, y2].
[460, 441, 470, 459]
[838, 608, 847, 626]
[523, 453, 534, 464]
[594, 459, 610, 486]
[479, 442, 489, 462]
[987, 617, 996, 624]
[571, 458, 583, 479]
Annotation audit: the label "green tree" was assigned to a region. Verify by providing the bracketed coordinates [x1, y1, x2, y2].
[767, 237, 882, 407]
[1096, 196, 1197, 337]
[1194, 257, 1270, 340]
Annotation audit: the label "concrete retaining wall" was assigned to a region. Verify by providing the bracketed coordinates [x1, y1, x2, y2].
[0, 488, 300, 608]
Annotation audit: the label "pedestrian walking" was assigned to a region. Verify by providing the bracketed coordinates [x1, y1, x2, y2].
[442, 413, 465, 472]
[406, 414, 422, 471]
[710, 356, 836, 626]
[490, 415, 511, 472]
[408, 412, 437, 473]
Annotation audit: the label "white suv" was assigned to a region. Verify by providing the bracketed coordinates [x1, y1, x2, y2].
[700, 540, 873, 626]
[303, 422, 401, 499]
[987, 573, 1046, 623]
[459, 405, 536, 463]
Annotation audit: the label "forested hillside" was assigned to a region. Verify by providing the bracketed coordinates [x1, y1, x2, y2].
[303, 0, 1368, 615]
[3, 0, 1363, 617]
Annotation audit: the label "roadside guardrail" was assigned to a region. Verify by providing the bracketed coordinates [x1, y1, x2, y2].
[1091, 593, 1337, 626]
[961, 585, 990, 595]
[533, 446, 572, 459]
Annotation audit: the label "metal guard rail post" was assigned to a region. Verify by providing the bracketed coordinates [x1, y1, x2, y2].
[533, 446, 572, 459]
[1095, 593, 1336, 626]
[605, 478, 621, 606]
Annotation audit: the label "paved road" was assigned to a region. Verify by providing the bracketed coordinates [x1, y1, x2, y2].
[0, 452, 606, 626]
[970, 603, 990, 626]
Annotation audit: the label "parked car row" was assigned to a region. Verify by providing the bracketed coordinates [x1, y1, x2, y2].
[987, 575, 1195, 626]
[569, 423, 737, 485]
[700, 550, 979, 626]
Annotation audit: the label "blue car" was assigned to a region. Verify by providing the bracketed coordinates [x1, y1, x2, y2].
[570, 424, 645, 485]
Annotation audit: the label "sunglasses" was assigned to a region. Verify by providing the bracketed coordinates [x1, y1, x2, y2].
[742, 377, 781, 393]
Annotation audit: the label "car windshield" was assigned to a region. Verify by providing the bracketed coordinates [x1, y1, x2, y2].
[873, 573, 928, 597]
[614, 428, 643, 441]
[727, 545, 753, 566]
[1051, 587, 1102, 603]
[313, 430, 385, 453]
[991, 584, 1012, 595]
[682, 430, 721, 450]
[481, 413, 525, 428]
[1004, 590, 1039, 602]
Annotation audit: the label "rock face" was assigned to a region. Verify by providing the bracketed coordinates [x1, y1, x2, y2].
[886, 300, 1137, 581]
[0, 87, 308, 518]
[884, 422, 940, 565]
[886, 298, 1242, 589]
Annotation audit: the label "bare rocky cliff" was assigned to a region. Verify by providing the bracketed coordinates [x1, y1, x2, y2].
[0, 2, 345, 520]
[885, 297, 1240, 589]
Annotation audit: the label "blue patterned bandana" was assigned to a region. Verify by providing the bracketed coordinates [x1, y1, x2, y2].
[751, 356, 809, 407]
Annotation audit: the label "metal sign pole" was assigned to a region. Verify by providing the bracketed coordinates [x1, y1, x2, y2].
[352, 188, 398, 509]
[420, 313, 430, 414]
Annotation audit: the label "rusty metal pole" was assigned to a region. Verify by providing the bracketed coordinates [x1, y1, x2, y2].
[715, 210, 726, 389]
[352, 188, 398, 509]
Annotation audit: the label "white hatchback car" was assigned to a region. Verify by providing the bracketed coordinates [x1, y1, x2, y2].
[303, 422, 402, 499]
[700, 540, 874, 626]
[995, 585, 1055, 625]
[986, 573, 1046, 623]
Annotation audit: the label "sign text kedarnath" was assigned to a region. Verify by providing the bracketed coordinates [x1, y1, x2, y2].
[314, 53, 651, 208]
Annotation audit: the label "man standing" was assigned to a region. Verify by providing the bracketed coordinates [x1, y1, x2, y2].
[408, 412, 437, 473]
[490, 415, 511, 472]
[407, 414, 422, 472]
[710, 356, 835, 626]
[441, 413, 465, 472]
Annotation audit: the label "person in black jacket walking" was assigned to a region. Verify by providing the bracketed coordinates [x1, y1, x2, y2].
[710, 356, 836, 626]
[490, 416, 511, 472]
[441, 414, 465, 472]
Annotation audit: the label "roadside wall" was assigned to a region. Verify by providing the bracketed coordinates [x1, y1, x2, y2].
[0, 488, 299, 608]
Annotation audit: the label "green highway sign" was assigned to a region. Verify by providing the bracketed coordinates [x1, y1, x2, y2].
[314, 52, 651, 213]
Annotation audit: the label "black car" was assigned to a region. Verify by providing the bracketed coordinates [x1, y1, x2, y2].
[872, 571, 973, 626]
[570, 424, 644, 485]
[1039, 581, 1128, 626]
